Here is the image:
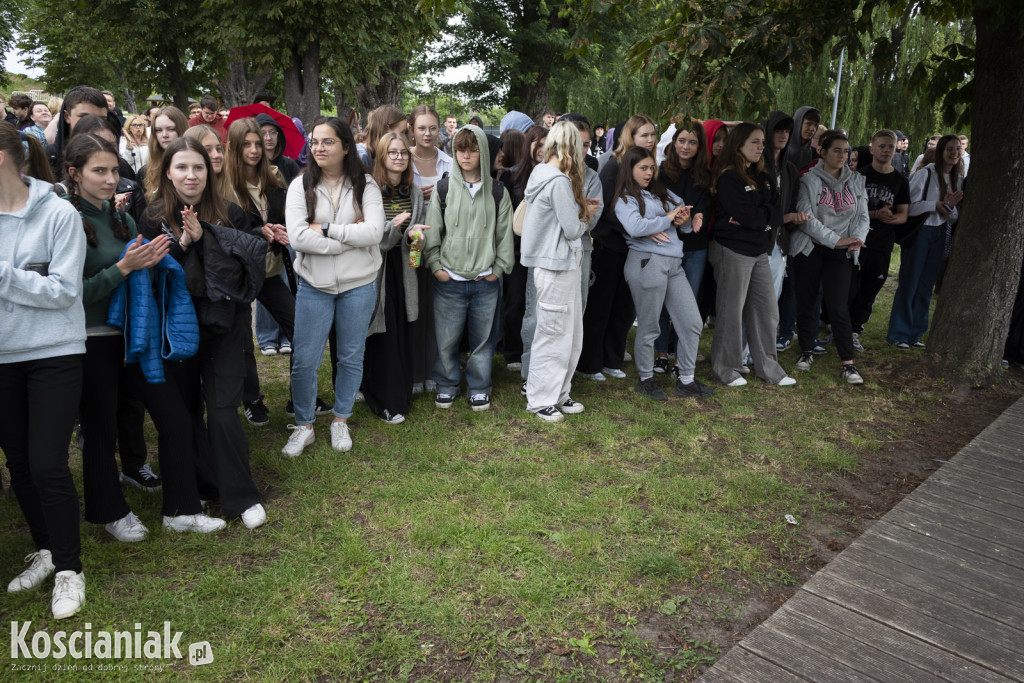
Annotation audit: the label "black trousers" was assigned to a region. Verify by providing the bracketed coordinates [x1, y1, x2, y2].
[849, 248, 892, 334]
[0, 354, 83, 573]
[793, 245, 856, 362]
[579, 243, 635, 373]
[80, 336, 204, 522]
[170, 307, 261, 519]
[501, 237, 529, 362]
[116, 390, 147, 473]
[408, 268, 437, 386]
[362, 250, 411, 416]
[243, 276, 296, 404]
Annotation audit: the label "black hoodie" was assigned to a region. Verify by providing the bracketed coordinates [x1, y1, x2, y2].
[254, 113, 300, 184]
[761, 110, 799, 253]
[786, 106, 820, 172]
[46, 86, 124, 180]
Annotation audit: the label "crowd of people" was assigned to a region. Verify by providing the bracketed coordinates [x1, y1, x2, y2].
[0, 83, 995, 620]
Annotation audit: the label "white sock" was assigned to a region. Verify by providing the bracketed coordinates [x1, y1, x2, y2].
[679, 373, 694, 384]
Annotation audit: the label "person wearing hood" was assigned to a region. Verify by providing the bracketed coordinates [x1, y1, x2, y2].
[520, 121, 598, 421]
[786, 106, 821, 173]
[44, 86, 119, 181]
[0, 122, 89, 619]
[422, 125, 514, 411]
[256, 112, 300, 184]
[849, 145, 872, 172]
[791, 130, 870, 385]
[892, 131, 910, 176]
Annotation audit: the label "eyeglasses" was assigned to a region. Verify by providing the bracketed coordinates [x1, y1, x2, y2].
[130, 123, 145, 128]
[310, 138, 339, 148]
[387, 150, 410, 159]
[262, 129, 279, 138]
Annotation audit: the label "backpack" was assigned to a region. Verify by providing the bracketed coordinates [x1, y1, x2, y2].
[895, 167, 931, 247]
[434, 175, 507, 241]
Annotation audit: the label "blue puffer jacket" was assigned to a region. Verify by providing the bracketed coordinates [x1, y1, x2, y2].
[107, 242, 199, 383]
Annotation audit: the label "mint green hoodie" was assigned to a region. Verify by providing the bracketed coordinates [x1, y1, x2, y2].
[422, 125, 514, 279]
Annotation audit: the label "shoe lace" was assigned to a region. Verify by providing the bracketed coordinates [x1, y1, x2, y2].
[286, 424, 311, 445]
[53, 573, 75, 594]
[470, 393, 488, 402]
[138, 464, 159, 482]
[23, 551, 46, 566]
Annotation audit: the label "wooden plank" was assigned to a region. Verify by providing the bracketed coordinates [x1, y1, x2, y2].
[700, 644, 810, 683]
[860, 526, 1024, 599]
[955, 442, 1024, 470]
[908, 488, 1024, 532]
[803, 573, 1024, 678]
[911, 478, 1024, 523]
[950, 451, 1024, 484]
[878, 512, 1024, 569]
[896, 495, 1024, 549]
[970, 433, 1024, 459]
[694, 665, 745, 683]
[782, 592, 1016, 683]
[759, 601, 946, 682]
[739, 622, 874, 683]
[839, 540, 1024, 613]
[827, 551, 1024, 633]
[926, 466, 1024, 501]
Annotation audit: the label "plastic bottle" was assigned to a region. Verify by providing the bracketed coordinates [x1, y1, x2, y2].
[408, 230, 423, 268]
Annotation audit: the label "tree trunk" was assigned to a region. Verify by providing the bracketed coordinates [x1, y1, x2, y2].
[166, 50, 191, 112]
[216, 54, 273, 108]
[283, 39, 321, 129]
[333, 87, 356, 130]
[353, 59, 407, 114]
[929, 0, 1024, 384]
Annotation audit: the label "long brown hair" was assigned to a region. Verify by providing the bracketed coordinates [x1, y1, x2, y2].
[304, 117, 366, 223]
[662, 120, 711, 189]
[223, 117, 282, 209]
[3, 124, 55, 182]
[145, 106, 188, 191]
[934, 134, 964, 199]
[613, 115, 656, 161]
[62, 134, 131, 247]
[145, 137, 231, 238]
[182, 124, 229, 197]
[407, 105, 441, 149]
[511, 126, 548, 191]
[372, 132, 413, 191]
[362, 105, 406, 166]
[712, 122, 766, 193]
[614, 146, 671, 217]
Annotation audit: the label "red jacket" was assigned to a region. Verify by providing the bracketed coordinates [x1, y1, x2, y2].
[188, 114, 227, 143]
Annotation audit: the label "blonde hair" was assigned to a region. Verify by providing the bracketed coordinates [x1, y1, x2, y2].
[542, 121, 587, 220]
[122, 115, 148, 150]
[613, 115, 656, 161]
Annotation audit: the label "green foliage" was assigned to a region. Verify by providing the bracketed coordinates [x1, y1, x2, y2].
[0, 7, 20, 88]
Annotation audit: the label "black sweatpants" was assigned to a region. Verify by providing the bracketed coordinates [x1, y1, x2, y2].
[579, 243, 635, 373]
[0, 354, 83, 573]
[243, 276, 296, 404]
[793, 245, 856, 362]
[362, 249, 411, 416]
[501, 236, 529, 363]
[849, 247, 892, 334]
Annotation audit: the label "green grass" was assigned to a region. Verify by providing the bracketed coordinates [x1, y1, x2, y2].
[0, 247, 973, 680]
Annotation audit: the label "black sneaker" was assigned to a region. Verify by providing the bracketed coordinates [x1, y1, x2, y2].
[435, 393, 455, 409]
[653, 357, 670, 374]
[377, 408, 406, 425]
[243, 398, 270, 426]
[121, 464, 162, 492]
[520, 381, 527, 397]
[635, 377, 667, 401]
[841, 364, 865, 385]
[674, 378, 715, 399]
[469, 393, 491, 411]
[796, 353, 814, 371]
[534, 406, 564, 423]
[285, 398, 333, 416]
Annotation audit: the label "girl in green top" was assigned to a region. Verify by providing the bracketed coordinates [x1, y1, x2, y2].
[64, 134, 227, 542]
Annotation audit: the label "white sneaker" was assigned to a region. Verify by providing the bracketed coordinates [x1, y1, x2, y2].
[507, 361, 522, 371]
[777, 376, 797, 387]
[278, 342, 292, 355]
[602, 367, 627, 379]
[623, 351, 632, 363]
[726, 376, 748, 387]
[105, 511, 149, 542]
[354, 391, 365, 403]
[331, 421, 352, 452]
[163, 513, 227, 533]
[241, 503, 266, 529]
[7, 549, 54, 592]
[260, 346, 278, 356]
[577, 371, 606, 381]
[51, 570, 85, 619]
[281, 424, 315, 458]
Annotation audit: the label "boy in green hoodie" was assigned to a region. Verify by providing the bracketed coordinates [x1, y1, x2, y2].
[423, 125, 514, 411]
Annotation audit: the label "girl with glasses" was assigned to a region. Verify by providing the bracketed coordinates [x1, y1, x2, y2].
[120, 115, 150, 174]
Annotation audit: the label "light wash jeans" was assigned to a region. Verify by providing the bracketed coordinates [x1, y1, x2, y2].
[433, 278, 501, 396]
[290, 279, 376, 425]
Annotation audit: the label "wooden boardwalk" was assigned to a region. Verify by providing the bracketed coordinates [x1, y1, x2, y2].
[699, 397, 1024, 683]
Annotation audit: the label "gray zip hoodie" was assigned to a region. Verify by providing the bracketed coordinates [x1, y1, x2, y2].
[792, 163, 870, 260]
[520, 163, 589, 271]
[0, 176, 86, 363]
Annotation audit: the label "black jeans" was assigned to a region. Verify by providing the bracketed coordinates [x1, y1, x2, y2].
[793, 245, 856, 362]
[362, 249, 411, 416]
[579, 243, 635, 373]
[80, 336, 204, 521]
[243, 276, 296, 404]
[501, 238, 529, 362]
[849, 248, 892, 334]
[0, 355, 83, 573]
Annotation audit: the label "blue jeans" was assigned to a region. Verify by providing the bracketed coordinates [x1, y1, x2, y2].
[290, 279, 376, 425]
[887, 224, 945, 344]
[433, 277, 500, 395]
[656, 249, 707, 354]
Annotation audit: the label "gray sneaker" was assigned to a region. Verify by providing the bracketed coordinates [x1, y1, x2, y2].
[635, 377, 667, 401]
[796, 353, 814, 371]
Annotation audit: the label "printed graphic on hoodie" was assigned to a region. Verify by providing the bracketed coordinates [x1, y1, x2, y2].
[817, 186, 856, 212]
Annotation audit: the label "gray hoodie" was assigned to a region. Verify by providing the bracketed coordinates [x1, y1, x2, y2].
[787, 106, 821, 172]
[521, 162, 588, 271]
[615, 189, 690, 257]
[792, 164, 870, 259]
[0, 176, 87, 363]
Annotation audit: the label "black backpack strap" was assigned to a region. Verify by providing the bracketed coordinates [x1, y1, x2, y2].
[436, 176, 449, 241]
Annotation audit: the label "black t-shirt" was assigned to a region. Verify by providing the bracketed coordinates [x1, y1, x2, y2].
[858, 165, 910, 253]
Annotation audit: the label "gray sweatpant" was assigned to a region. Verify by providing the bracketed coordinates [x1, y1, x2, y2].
[623, 250, 702, 379]
[525, 249, 584, 411]
[708, 241, 787, 384]
[521, 250, 592, 379]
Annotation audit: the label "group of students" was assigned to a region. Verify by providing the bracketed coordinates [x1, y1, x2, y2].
[1, 84, 969, 619]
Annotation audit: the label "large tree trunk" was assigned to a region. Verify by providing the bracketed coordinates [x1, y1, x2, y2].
[166, 50, 191, 113]
[353, 59, 407, 114]
[333, 87, 356, 130]
[929, 0, 1024, 384]
[216, 54, 273, 109]
[283, 39, 321, 129]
